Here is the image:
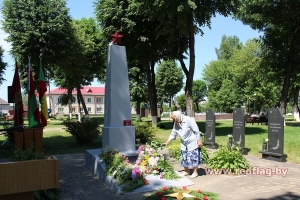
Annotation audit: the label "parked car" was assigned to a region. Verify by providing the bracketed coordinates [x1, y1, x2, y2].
[286, 113, 293, 116]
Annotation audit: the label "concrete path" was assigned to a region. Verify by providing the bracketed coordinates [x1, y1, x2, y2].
[56, 150, 300, 200]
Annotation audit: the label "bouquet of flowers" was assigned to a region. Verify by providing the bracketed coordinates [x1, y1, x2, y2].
[136, 141, 181, 180]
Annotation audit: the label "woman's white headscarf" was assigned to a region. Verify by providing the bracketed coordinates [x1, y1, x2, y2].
[172, 111, 183, 122]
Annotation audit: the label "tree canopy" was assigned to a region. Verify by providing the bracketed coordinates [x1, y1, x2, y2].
[1, 0, 74, 88]
[0, 47, 7, 86]
[235, 0, 300, 114]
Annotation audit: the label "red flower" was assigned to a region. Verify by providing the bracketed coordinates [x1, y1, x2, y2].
[183, 186, 187, 190]
[162, 187, 168, 191]
[197, 189, 201, 193]
[157, 192, 162, 196]
[203, 196, 208, 200]
[161, 197, 166, 200]
[143, 178, 149, 185]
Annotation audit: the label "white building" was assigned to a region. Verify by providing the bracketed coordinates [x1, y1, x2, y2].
[46, 86, 105, 116]
[0, 98, 10, 115]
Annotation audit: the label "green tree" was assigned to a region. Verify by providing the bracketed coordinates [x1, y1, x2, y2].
[156, 60, 184, 109]
[176, 93, 186, 111]
[129, 65, 148, 121]
[94, 0, 183, 125]
[236, 0, 300, 114]
[53, 18, 106, 118]
[58, 92, 76, 119]
[192, 80, 207, 112]
[0, 47, 7, 86]
[137, 0, 239, 117]
[230, 39, 280, 113]
[1, 0, 74, 89]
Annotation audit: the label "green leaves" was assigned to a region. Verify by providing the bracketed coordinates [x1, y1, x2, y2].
[206, 145, 250, 173]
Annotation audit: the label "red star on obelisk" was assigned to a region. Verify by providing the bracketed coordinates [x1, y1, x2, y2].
[110, 31, 123, 45]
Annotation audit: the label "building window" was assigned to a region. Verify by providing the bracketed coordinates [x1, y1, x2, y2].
[87, 98, 91, 103]
[72, 108, 76, 113]
[97, 107, 102, 113]
[58, 108, 64, 113]
[80, 108, 83, 112]
[96, 98, 102, 103]
[57, 97, 62, 103]
[88, 107, 91, 112]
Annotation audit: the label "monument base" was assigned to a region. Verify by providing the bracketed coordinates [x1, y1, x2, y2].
[102, 126, 137, 156]
[203, 141, 218, 149]
[259, 151, 287, 162]
[241, 147, 249, 155]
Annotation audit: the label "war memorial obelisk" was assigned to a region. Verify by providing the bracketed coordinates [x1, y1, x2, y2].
[102, 31, 136, 156]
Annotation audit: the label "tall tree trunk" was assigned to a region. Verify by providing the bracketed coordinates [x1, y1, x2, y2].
[175, 14, 195, 117]
[293, 85, 300, 121]
[279, 35, 297, 115]
[279, 60, 294, 115]
[76, 85, 90, 120]
[77, 91, 81, 122]
[136, 100, 141, 121]
[145, 61, 158, 126]
[67, 88, 72, 119]
[185, 13, 196, 117]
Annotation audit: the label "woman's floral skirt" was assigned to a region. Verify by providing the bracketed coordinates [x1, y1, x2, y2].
[181, 148, 202, 168]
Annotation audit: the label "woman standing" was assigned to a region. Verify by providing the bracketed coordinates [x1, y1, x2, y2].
[164, 111, 202, 178]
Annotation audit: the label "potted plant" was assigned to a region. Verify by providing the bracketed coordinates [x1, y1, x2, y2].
[0, 145, 60, 200]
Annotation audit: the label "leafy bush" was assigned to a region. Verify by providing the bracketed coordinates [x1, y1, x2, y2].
[63, 118, 101, 144]
[34, 188, 60, 200]
[167, 144, 181, 161]
[206, 145, 250, 174]
[134, 121, 156, 145]
[11, 144, 44, 161]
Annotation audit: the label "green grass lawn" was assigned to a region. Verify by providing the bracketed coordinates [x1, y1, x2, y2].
[0, 116, 299, 164]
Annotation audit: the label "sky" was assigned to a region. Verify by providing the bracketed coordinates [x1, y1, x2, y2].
[0, 0, 261, 103]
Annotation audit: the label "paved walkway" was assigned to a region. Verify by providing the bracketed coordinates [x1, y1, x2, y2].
[56, 150, 300, 200]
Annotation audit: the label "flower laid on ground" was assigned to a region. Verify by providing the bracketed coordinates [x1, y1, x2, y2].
[136, 141, 181, 180]
[99, 148, 147, 192]
[98, 141, 181, 192]
[143, 186, 219, 200]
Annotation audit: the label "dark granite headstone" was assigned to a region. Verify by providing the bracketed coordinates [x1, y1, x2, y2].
[233, 108, 248, 155]
[203, 108, 218, 149]
[259, 108, 287, 162]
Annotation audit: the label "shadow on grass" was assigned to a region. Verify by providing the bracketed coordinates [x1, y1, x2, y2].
[0, 134, 103, 159]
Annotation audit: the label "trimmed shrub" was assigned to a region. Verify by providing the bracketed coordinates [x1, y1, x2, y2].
[63, 118, 101, 144]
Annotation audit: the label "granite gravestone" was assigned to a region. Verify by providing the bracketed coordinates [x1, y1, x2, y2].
[259, 108, 287, 162]
[102, 41, 137, 156]
[203, 108, 218, 148]
[232, 108, 248, 154]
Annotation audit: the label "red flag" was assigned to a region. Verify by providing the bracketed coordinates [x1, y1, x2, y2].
[38, 56, 48, 127]
[28, 57, 40, 128]
[11, 61, 24, 126]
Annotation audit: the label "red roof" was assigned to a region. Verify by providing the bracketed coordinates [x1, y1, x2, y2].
[50, 86, 105, 95]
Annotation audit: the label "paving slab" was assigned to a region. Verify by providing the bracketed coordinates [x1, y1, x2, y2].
[56, 150, 300, 200]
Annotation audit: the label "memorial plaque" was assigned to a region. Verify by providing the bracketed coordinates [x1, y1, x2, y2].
[233, 108, 248, 154]
[203, 108, 218, 148]
[259, 108, 287, 162]
[267, 108, 284, 154]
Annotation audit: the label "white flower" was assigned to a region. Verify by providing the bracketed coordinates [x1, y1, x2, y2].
[148, 156, 160, 166]
[265, 138, 269, 142]
[228, 134, 233, 138]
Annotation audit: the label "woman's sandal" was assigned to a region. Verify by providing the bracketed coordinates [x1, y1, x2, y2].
[190, 173, 198, 178]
